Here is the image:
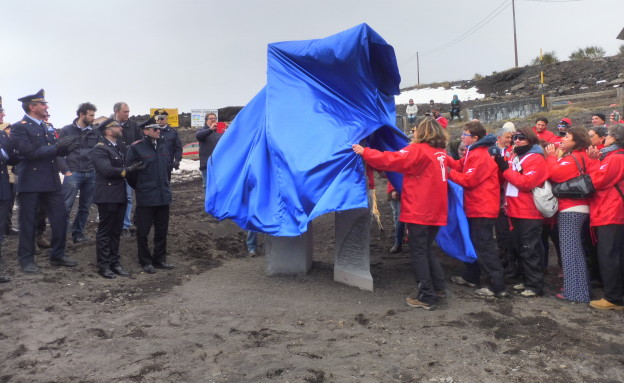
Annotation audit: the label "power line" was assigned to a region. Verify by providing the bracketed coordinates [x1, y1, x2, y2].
[400, 0, 511, 64]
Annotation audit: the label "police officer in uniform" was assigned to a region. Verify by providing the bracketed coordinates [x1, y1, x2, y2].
[154, 109, 182, 181]
[126, 121, 173, 274]
[92, 119, 144, 278]
[10, 90, 80, 273]
[0, 96, 19, 282]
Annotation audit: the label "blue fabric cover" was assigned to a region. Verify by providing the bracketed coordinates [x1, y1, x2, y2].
[205, 23, 406, 236]
[435, 180, 477, 263]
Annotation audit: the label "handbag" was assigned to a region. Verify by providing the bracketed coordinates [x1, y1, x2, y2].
[552, 154, 595, 199]
[533, 180, 558, 218]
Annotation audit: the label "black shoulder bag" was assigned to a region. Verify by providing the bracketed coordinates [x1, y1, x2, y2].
[551, 154, 595, 199]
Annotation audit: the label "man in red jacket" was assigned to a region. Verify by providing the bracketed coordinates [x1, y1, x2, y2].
[532, 117, 555, 142]
[448, 121, 506, 297]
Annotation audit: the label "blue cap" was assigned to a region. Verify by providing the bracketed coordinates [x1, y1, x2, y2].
[18, 89, 47, 104]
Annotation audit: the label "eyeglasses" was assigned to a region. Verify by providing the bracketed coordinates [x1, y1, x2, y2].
[512, 134, 527, 141]
[461, 133, 474, 137]
[557, 124, 568, 128]
[207, 117, 216, 120]
[157, 117, 166, 121]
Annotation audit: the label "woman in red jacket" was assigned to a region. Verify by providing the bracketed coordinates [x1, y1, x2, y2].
[588, 126, 607, 150]
[544, 127, 592, 302]
[352, 118, 448, 310]
[586, 123, 624, 310]
[447, 121, 506, 298]
[495, 126, 549, 297]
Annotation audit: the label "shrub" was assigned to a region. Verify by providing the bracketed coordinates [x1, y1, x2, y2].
[531, 51, 559, 65]
[569, 46, 606, 60]
[473, 73, 484, 81]
[619, 44, 624, 56]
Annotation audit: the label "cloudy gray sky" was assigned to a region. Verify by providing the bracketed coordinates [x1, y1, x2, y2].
[3, 0, 623, 126]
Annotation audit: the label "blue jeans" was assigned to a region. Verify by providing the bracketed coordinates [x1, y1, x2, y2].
[123, 181, 133, 229]
[62, 170, 95, 238]
[246, 231, 257, 252]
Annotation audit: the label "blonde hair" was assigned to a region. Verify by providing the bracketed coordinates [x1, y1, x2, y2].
[412, 117, 449, 148]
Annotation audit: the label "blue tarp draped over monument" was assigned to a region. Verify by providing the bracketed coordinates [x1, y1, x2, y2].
[205, 23, 407, 236]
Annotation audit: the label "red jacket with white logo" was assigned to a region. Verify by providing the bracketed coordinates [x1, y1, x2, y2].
[502, 151, 549, 219]
[448, 146, 500, 218]
[546, 150, 591, 211]
[362, 143, 448, 226]
[588, 148, 624, 226]
[533, 126, 555, 142]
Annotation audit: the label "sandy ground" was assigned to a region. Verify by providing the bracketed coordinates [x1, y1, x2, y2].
[0, 160, 623, 383]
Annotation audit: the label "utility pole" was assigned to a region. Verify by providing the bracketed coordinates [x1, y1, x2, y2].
[512, 0, 518, 67]
[416, 52, 420, 85]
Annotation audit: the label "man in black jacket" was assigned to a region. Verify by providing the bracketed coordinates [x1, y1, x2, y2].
[10, 89, 79, 273]
[126, 122, 173, 274]
[92, 119, 143, 279]
[58, 102, 100, 243]
[113, 102, 142, 238]
[154, 109, 182, 181]
[195, 112, 223, 189]
[0, 96, 19, 282]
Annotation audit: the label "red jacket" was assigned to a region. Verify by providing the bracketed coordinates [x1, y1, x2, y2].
[448, 146, 500, 218]
[436, 116, 448, 129]
[533, 126, 555, 142]
[362, 143, 448, 226]
[502, 150, 549, 219]
[546, 150, 590, 211]
[588, 148, 624, 226]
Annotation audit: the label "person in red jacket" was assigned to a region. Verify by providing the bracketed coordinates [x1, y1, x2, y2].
[352, 117, 449, 310]
[495, 126, 549, 297]
[432, 109, 448, 129]
[588, 126, 607, 150]
[586, 123, 624, 310]
[532, 117, 555, 143]
[447, 121, 506, 298]
[545, 127, 592, 303]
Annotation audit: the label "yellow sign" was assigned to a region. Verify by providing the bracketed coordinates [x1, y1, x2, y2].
[150, 108, 179, 128]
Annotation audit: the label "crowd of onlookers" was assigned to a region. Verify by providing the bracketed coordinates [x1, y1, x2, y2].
[355, 109, 624, 311]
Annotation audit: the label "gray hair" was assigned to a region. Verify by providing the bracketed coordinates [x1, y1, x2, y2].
[113, 102, 128, 113]
[496, 122, 516, 137]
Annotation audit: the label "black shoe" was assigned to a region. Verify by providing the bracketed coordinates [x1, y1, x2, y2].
[388, 245, 402, 254]
[98, 268, 116, 279]
[50, 256, 78, 267]
[21, 263, 40, 274]
[0, 274, 11, 283]
[121, 229, 131, 238]
[142, 264, 156, 274]
[111, 264, 130, 277]
[5, 227, 18, 236]
[154, 262, 173, 270]
[72, 234, 86, 244]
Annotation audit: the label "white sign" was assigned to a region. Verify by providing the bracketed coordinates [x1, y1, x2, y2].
[191, 109, 218, 128]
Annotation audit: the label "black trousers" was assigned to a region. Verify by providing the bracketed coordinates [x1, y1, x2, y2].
[17, 191, 68, 266]
[509, 217, 544, 294]
[595, 225, 624, 305]
[96, 203, 127, 269]
[462, 218, 505, 293]
[407, 223, 446, 305]
[135, 205, 170, 267]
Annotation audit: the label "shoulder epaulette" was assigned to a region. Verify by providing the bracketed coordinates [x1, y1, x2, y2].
[131, 140, 142, 145]
[21, 120, 27, 124]
[96, 142, 105, 146]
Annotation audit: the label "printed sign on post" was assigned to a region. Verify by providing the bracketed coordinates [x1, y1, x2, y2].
[191, 109, 219, 128]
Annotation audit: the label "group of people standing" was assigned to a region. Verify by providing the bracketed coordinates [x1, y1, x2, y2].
[0, 89, 183, 281]
[354, 113, 624, 311]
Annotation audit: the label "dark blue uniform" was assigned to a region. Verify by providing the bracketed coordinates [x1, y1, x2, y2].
[10, 116, 71, 269]
[0, 131, 19, 255]
[126, 136, 172, 269]
[160, 125, 182, 180]
[92, 139, 128, 272]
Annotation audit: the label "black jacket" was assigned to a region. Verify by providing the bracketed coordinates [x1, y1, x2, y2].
[0, 131, 19, 201]
[57, 119, 101, 173]
[195, 125, 222, 170]
[160, 125, 182, 166]
[10, 115, 63, 193]
[126, 136, 171, 207]
[92, 139, 128, 204]
[119, 118, 142, 154]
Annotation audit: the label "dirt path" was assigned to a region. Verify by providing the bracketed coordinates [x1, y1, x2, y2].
[0, 168, 623, 383]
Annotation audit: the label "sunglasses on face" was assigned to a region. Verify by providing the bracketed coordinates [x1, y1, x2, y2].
[512, 134, 527, 141]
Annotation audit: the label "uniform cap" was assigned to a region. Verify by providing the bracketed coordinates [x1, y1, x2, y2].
[154, 109, 169, 119]
[17, 89, 47, 104]
[97, 118, 121, 133]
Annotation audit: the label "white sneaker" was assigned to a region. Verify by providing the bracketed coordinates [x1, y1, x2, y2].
[512, 283, 526, 291]
[520, 289, 537, 298]
[474, 287, 495, 297]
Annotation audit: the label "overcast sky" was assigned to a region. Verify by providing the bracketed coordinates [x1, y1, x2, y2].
[2, 0, 623, 126]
